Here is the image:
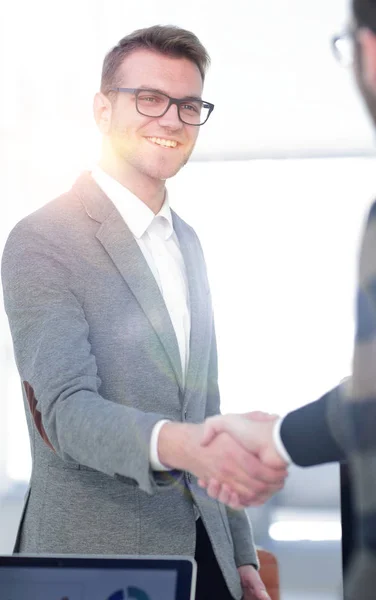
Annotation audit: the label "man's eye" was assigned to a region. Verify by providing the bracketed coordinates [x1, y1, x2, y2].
[181, 103, 199, 113]
[139, 95, 161, 103]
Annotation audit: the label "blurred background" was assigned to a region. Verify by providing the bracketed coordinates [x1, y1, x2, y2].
[1, 0, 375, 597]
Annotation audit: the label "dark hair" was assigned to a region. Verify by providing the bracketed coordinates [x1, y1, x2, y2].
[353, 0, 376, 32]
[100, 24, 210, 94]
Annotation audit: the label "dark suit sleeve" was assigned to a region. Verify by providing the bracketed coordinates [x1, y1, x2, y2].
[280, 385, 347, 466]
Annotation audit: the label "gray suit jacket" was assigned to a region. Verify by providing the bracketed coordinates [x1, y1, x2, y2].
[1, 173, 257, 599]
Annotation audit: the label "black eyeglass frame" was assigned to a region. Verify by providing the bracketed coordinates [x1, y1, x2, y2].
[109, 87, 215, 126]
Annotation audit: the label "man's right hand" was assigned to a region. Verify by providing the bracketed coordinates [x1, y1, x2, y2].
[157, 421, 288, 508]
[201, 412, 287, 469]
[193, 412, 289, 508]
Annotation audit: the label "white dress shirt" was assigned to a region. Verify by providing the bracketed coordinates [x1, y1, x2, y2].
[91, 166, 190, 470]
[272, 418, 293, 464]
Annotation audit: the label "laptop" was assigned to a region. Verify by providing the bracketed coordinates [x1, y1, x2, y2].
[0, 555, 196, 600]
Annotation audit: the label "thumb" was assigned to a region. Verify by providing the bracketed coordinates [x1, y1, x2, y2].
[244, 411, 279, 422]
[200, 415, 232, 446]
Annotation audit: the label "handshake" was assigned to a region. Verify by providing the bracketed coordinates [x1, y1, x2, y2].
[159, 412, 289, 510]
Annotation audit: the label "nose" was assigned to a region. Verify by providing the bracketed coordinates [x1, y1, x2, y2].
[157, 102, 183, 130]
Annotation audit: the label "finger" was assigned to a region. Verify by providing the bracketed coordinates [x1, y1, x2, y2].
[212, 487, 245, 510]
[206, 478, 221, 499]
[197, 479, 208, 488]
[202, 414, 253, 448]
[240, 494, 273, 507]
[256, 478, 286, 493]
[227, 482, 272, 507]
[210, 434, 286, 502]
[214, 434, 287, 487]
[244, 454, 288, 485]
[253, 588, 270, 599]
[240, 568, 270, 599]
[200, 417, 226, 446]
[248, 477, 286, 500]
[251, 582, 271, 599]
[217, 483, 233, 506]
[228, 490, 244, 510]
[234, 479, 285, 507]
[236, 492, 268, 508]
[244, 411, 279, 422]
[212, 457, 278, 502]
[233, 459, 287, 492]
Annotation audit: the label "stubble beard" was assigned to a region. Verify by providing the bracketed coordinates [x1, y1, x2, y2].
[126, 143, 193, 182]
[354, 43, 376, 128]
[109, 122, 195, 182]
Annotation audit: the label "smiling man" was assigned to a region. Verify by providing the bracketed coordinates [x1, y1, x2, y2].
[1, 26, 286, 600]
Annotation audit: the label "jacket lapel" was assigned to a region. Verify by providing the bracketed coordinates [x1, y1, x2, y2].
[74, 173, 184, 391]
[172, 212, 211, 403]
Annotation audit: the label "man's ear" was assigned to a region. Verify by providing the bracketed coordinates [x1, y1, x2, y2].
[93, 92, 112, 134]
[357, 28, 376, 92]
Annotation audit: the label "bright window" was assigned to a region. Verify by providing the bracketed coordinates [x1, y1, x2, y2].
[1, 156, 375, 484]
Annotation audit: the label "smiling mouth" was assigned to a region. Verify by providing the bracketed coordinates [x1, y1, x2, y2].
[146, 137, 178, 148]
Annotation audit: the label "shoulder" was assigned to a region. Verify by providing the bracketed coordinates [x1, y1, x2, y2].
[1, 189, 84, 279]
[3, 180, 89, 249]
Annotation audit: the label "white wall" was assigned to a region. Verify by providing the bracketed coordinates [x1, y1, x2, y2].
[1, 0, 374, 165]
[1, 155, 376, 486]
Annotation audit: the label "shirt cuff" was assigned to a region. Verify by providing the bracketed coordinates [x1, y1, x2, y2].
[149, 419, 172, 471]
[272, 417, 293, 465]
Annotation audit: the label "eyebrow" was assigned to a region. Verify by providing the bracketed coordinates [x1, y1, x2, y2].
[138, 85, 203, 102]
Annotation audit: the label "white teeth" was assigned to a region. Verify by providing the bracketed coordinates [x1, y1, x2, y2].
[148, 137, 177, 148]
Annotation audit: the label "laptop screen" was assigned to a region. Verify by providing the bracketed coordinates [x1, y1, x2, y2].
[0, 556, 196, 600]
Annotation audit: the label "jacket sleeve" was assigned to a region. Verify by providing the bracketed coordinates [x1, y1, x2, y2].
[1, 219, 170, 495]
[280, 384, 347, 467]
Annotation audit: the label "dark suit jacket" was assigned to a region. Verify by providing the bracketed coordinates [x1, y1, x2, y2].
[279, 202, 376, 599]
[280, 385, 346, 466]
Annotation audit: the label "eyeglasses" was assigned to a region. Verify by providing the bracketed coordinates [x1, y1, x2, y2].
[331, 27, 356, 67]
[109, 87, 214, 126]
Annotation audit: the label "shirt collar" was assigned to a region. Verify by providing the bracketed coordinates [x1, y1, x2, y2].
[153, 198, 174, 241]
[91, 165, 173, 240]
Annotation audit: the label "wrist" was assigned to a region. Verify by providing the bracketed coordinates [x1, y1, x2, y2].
[157, 422, 198, 470]
[150, 420, 172, 471]
[272, 418, 292, 465]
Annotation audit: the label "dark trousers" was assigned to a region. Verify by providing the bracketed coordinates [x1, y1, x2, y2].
[194, 518, 235, 600]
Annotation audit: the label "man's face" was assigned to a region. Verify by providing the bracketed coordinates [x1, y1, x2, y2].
[105, 49, 203, 182]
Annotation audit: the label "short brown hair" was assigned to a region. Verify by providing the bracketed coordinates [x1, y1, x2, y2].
[100, 25, 210, 94]
[353, 0, 376, 32]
